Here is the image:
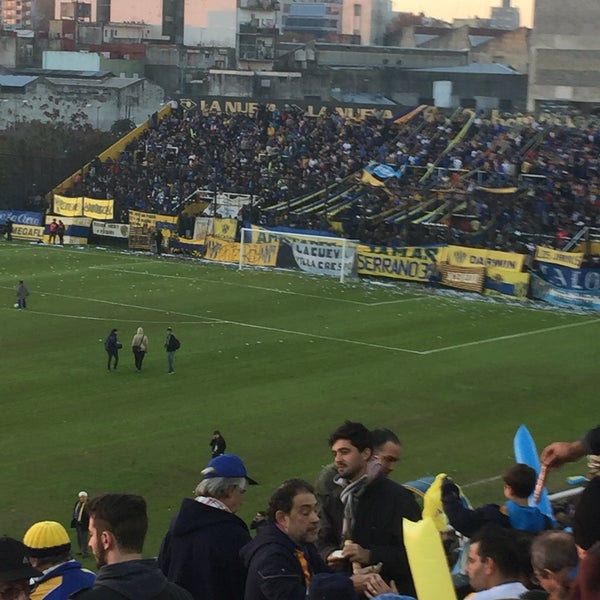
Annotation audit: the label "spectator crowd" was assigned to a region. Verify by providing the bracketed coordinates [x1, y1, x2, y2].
[60, 104, 600, 254]
[2, 423, 600, 600]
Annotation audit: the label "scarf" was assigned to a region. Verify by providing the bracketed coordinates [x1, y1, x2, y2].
[195, 496, 231, 513]
[337, 457, 382, 541]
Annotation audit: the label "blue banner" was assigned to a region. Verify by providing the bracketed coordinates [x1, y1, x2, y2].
[0, 210, 44, 226]
[531, 262, 600, 310]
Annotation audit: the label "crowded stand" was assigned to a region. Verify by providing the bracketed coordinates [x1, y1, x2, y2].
[60, 103, 600, 255]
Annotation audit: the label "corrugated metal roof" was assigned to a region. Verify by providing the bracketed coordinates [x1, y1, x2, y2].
[0, 75, 38, 88]
[469, 35, 494, 47]
[44, 76, 143, 88]
[411, 63, 521, 75]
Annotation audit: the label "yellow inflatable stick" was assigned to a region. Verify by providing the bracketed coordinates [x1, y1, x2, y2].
[422, 472, 449, 532]
[404, 517, 457, 600]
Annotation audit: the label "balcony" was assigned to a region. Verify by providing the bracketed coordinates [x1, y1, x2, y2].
[239, 0, 280, 11]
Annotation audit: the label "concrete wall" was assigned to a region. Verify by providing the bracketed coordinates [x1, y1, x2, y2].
[0, 76, 165, 131]
[43, 50, 101, 70]
[528, 0, 600, 111]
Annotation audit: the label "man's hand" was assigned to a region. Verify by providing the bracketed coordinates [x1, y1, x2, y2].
[541, 440, 585, 470]
[326, 551, 346, 571]
[364, 577, 398, 598]
[342, 542, 371, 565]
[350, 573, 388, 595]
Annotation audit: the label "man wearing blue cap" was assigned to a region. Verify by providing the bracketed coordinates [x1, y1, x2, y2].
[158, 454, 257, 600]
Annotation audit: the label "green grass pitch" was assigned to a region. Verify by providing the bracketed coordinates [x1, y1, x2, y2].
[0, 242, 597, 559]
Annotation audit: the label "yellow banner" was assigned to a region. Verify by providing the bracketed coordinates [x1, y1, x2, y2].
[447, 245, 524, 272]
[485, 267, 530, 299]
[356, 245, 447, 282]
[535, 246, 584, 268]
[12, 224, 44, 241]
[129, 210, 178, 229]
[213, 218, 237, 241]
[84, 198, 113, 220]
[54, 195, 83, 217]
[204, 236, 278, 266]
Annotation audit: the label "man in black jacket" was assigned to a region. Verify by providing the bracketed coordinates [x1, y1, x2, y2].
[316, 421, 421, 597]
[241, 479, 380, 600]
[70, 494, 192, 600]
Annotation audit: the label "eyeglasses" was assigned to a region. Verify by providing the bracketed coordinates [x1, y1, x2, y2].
[0, 580, 31, 600]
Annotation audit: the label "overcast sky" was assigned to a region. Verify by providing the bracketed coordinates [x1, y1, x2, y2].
[393, 0, 534, 27]
[110, 0, 535, 28]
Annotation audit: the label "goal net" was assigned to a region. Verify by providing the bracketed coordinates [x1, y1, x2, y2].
[239, 227, 359, 283]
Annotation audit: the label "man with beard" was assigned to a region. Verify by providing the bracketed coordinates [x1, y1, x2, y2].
[69, 494, 192, 600]
[241, 479, 382, 600]
[316, 421, 421, 597]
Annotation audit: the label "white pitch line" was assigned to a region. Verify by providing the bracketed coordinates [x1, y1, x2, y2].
[420, 318, 600, 355]
[89, 265, 425, 307]
[461, 475, 503, 489]
[10, 310, 215, 324]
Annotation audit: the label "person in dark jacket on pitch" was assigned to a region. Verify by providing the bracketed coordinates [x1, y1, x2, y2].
[104, 329, 121, 371]
[70, 493, 191, 600]
[209, 431, 226, 458]
[158, 454, 256, 600]
[241, 479, 382, 600]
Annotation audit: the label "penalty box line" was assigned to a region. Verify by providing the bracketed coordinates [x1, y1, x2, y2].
[89, 265, 426, 307]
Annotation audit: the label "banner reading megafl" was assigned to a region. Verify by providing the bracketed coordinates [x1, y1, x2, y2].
[12, 224, 44, 241]
[447, 246, 524, 272]
[204, 236, 279, 266]
[535, 246, 584, 269]
[129, 210, 178, 230]
[441, 264, 485, 293]
[357, 245, 447, 282]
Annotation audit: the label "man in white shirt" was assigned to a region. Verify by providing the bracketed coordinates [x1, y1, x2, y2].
[466, 524, 528, 600]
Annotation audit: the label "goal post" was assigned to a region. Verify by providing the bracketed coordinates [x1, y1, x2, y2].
[239, 227, 359, 283]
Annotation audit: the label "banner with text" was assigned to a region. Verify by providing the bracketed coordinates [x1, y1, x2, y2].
[531, 261, 600, 310]
[129, 210, 178, 231]
[204, 236, 278, 266]
[247, 227, 356, 276]
[534, 246, 584, 269]
[356, 245, 447, 282]
[84, 198, 114, 220]
[53, 195, 83, 217]
[447, 246, 525, 272]
[92, 221, 130, 238]
[12, 224, 44, 241]
[441, 264, 486, 293]
[0, 210, 44, 226]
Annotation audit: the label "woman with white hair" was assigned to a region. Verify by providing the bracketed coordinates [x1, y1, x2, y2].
[130, 327, 148, 372]
[158, 454, 257, 600]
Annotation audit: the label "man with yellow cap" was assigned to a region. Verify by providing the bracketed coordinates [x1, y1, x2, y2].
[23, 521, 95, 600]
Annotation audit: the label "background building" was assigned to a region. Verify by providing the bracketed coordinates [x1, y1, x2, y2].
[528, 0, 600, 112]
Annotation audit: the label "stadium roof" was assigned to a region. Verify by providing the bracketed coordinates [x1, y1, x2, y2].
[410, 63, 522, 75]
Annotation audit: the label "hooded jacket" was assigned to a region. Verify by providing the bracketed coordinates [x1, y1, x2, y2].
[32, 559, 95, 600]
[70, 559, 191, 600]
[158, 498, 251, 600]
[240, 523, 345, 600]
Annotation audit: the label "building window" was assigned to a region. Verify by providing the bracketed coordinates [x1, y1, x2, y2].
[353, 3, 360, 16]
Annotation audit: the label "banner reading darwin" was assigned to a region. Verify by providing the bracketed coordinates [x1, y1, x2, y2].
[446, 246, 524, 272]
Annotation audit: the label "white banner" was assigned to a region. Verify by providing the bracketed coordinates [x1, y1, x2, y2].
[291, 241, 356, 277]
[193, 216, 212, 242]
[92, 221, 130, 238]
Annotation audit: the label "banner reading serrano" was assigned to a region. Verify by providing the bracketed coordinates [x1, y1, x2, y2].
[357, 245, 447, 282]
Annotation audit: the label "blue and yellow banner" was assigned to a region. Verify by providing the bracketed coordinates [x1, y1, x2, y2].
[484, 267, 530, 299]
[53, 195, 114, 219]
[357, 245, 446, 282]
[0, 210, 44, 226]
[129, 210, 178, 230]
[447, 246, 524, 272]
[44, 216, 92, 245]
[535, 246, 584, 269]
